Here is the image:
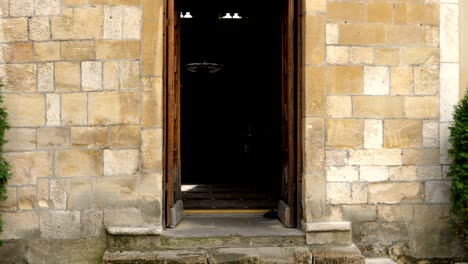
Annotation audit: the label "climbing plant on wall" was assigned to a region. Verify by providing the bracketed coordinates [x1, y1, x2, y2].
[0, 78, 11, 246]
[449, 90, 468, 246]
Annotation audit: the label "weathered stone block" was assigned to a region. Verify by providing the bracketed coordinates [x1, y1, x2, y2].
[0, 42, 32, 63]
[113, 0, 140, 5]
[402, 149, 439, 165]
[4, 128, 36, 151]
[327, 2, 365, 22]
[18, 186, 35, 209]
[404, 96, 439, 118]
[93, 176, 138, 207]
[339, 24, 386, 45]
[82, 61, 103, 91]
[37, 127, 70, 149]
[56, 150, 103, 177]
[402, 47, 439, 66]
[343, 205, 376, 222]
[6, 152, 52, 185]
[305, 67, 325, 117]
[326, 96, 351, 117]
[51, 7, 103, 40]
[29, 17, 50, 41]
[414, 66, 438, 95]
[96, 40, 140, 59]
[61, 93, 87, 125]
[440, 63, 459, 122]
[104, 149, 139, 176]
[0, 18, 28, 42]
[360, 166, 388, 182]
[61, 41, 95, 61]
[46, 93, 61, 126]
[81, 209, 105, 237]
[406, 4, 439, 25]
[0, 212, 39, 240]
[9, 0, 33, 17]
[440, 4, 459, 63]
[142, 82, 164, 127]
[0, 64, 36, 92]
[326, 183, 351, 205]
[123, 6, 141, 39]
[55, 62, 81, 92]
[367, 3, 392, 23]
[71, 127, 108, 149]
[384, 119, 422, 148]
[104, 61, 120, 90]
[386, 25, 438, 46]
[141, 172, 163, 201]
[326, 46, 349, 64]
[40, 210, 81, 239]
[369, 182, 423, 204]
[109, 126, 140, 148]
[37, 63, 54, 92]
[4, 94, 44, 126]
[410, 204, 461, 257]
[67, 178, 92, 210]
[375, 48, 399, 65]
[50, 179, 66, 209]
[350, 47, 373, 64]
[104, 207, 143, 227]
[327, 166, 358, 182]
[89, 92, 139, 125]
[121, 60, 139, 89]
[33, 41, 61, 62]
[351, 182, 367, 204]
[327, 66, 363, 95]
[327, 119, 363, 148]
[364, 119, 383, 149]
[325, 23, 338, 45]
[378, 204, 413, 222]
[304, 13, 325, 65]
[425, 181, 451, 203]
[388, 166, 417, 181]
[37, 178, 49, 208]
[423, 121, 439, 148]
[142, 129, 163, 170]
[417, 166, 442, 180]
[325, 150, 348, 166]
[104, 6, 123, 39]
[373, 149, 402, 166]
[348, 149, 373, 165]
[141, 0, 164, 76]
[35, 0, 60, 16]
[353, 96, 404, 118]
[304, 173, 326, 221]
[391, 67, 413, 96]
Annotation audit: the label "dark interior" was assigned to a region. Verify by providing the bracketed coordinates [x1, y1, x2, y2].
[179, 0, 282, 209]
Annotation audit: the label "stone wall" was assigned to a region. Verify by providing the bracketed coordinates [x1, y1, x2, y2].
[302, 0, 464, 259]
[0, 0, 164, 254]
[0, 0, 465, 262]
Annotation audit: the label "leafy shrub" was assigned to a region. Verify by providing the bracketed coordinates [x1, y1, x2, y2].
[0, 79, 11, 246]
[449, 91, 468, 244]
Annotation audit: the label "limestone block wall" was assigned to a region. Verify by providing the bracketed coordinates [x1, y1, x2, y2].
[0, 0, 465, 261]
[302, 0, 464, 259]
[0, 0, 165, 241]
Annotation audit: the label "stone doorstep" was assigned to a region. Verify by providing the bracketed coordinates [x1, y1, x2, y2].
[102, 245, 365, 264]
[107, 225, 163, 235]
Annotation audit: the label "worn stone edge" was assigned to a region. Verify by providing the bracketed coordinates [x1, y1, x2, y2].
[303, 221, 351, 232]
[106, 226, 163, 235]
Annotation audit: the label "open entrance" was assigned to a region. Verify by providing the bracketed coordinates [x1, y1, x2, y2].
[180, 0, 282, 210]
[164, 0, 302, 228]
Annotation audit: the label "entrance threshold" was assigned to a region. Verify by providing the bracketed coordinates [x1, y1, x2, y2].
[163, 214, 304, 238]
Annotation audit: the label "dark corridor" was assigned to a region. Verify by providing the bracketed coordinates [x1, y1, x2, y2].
[179, 0, 283, 209]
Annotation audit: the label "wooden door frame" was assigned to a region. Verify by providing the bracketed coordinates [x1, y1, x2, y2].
[163, 0, 303, 228]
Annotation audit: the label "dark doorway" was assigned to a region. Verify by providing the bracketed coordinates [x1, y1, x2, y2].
[179, 0, 282, 210]
[164, 0, 302, 228]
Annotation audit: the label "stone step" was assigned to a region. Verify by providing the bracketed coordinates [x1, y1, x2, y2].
[107, 233, 307, 251]
[102, 245, 365, 264]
